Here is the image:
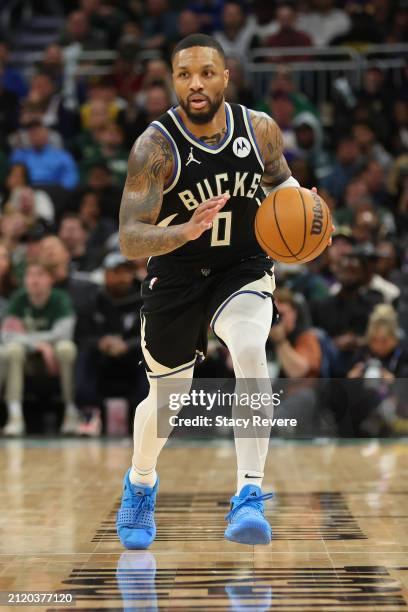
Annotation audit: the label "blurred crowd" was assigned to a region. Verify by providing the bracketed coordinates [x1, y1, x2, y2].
[0, 0, 407, 438]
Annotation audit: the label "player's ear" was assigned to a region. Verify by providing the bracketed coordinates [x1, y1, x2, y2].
[224, 69, 229, 88]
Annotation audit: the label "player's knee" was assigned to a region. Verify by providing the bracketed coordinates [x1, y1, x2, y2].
[5, 342, 26, 362]
[55, 340, 77, 363]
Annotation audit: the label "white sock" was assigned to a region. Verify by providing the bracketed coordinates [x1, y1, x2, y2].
[8, 401, 22, 420]
[130, 466, 157, 488]
[237, 470, 264, 495]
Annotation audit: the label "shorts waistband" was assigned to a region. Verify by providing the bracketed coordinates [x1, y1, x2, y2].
[147, 253, 273, 279]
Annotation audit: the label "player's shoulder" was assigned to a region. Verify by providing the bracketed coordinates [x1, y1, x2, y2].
[247, 109, 278, 134]
[128, 123, 173, 176]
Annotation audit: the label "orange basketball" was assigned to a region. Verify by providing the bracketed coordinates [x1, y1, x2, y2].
[255, 187, 332, 263]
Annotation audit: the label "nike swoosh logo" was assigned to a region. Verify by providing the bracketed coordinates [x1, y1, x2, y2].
[245, 474, 262, 478]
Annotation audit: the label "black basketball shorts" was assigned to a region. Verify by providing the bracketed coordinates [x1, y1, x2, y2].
[140, 255, 276, 378]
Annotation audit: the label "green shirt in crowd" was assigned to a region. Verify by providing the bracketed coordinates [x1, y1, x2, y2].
[7, 288, 73, 332]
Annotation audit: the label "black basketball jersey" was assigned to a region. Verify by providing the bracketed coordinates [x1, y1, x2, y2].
[148, 102, 267, 272]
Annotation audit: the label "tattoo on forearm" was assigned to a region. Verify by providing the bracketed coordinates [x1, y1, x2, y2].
[249, 110, 291, 190]
[199, 127, 227, 146]
[119, 127, 188, 258]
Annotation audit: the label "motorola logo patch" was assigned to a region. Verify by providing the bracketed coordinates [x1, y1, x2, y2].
[233, 137, 251, 158]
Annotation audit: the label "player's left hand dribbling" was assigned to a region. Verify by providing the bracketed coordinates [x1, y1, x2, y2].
[311, 186, 335, 246]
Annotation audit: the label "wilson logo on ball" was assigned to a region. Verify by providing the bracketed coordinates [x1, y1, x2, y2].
[310, 193, 323, 235]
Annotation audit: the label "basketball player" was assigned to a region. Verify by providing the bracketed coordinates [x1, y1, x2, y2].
[117, 34, 303, 549]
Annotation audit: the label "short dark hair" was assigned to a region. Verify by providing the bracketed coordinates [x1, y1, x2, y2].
[171, 34, 226, 64]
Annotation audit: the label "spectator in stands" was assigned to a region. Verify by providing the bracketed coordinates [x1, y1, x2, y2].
[0, 41, 27, 99]
[78, 190, 116, 257]
[171, 9, 201, 50]
[39, 44, 65, 88]
[334, 177, 372, 226]
[264, 2, 313, 62]
[3, 187, 54, 234]
[296, 0, 351, 46]
[0, 241, 18, 321]
[186, 0, 224, 34]
[85, 162, 122, 221]
[79, 0, 125, 48]
[0, 261, 77, 435]
[9, 100, 64, 151]
[116, 21, 143, 60]
[142, 0, 178, 51]
[110, 54, 143, 102]
[39, 236, 98, 317]
[388, 154, 408, 233]
[0, 163, 55, 223]
[320, 136, 360, 203]
[324, 228, 354, 286]
[10, 121, 79, 190]
[0, 212, 31, 271]
[280, 258, 330, 302]
[214, 2, 258, 64]
[80, 79, 124, 131]
[352, 121, 392, 171]
[121, 84, 172, 148]
[351, 208, 382, 244]
[390, 99, 408, 156]
[24, 72, 80, 143]
[73, 99, 110, 162]
[346, 304, 408, 435]
[80, 122, 128, 187]
[58, 212, 98, 273]
[293, 112, 332, 181]
[385, 4, 408, 44]
[360, 160, 392, 209]
[311, 253, 384, 373]
[0, 64, 19, 148]
[257, 65, 318, 120]
[376, 239, 404, 288]
[59, 10, 104, 51]
[138, 59, 174, 101]
[332, 2, 383, 47]
[224, 57, 255, 108]
[333, 243, 400, 305]
[269, 287, 322, 378]
[265, 92, 297, 159]
[251, 1, 278, 39]
[354, 68, 391, 143]
[75, 252, 146, 429]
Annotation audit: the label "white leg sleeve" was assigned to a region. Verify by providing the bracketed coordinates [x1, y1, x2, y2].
[213, 292, 274, 493]
[131, 366, 194, 485]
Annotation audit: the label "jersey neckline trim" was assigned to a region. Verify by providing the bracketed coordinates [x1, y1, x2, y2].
[167, 102, 234, 153]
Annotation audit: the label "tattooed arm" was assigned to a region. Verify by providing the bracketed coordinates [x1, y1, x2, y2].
[119, 127, 182, 258]
[119, 126, 229, 259]
[249, 110, 293, 193]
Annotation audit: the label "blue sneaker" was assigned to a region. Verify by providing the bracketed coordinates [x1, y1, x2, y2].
[224, 484, 274, 545]
[116, 469, 159, 549]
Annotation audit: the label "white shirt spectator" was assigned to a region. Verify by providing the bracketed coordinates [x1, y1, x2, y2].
[296, 9, 351, 46]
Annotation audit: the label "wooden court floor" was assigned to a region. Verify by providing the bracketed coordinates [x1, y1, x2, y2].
[0, 438, 407, 611]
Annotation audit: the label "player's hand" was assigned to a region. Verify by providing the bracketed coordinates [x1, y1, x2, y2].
[311, 186, 335, 246]
[182, 194, 230, 241]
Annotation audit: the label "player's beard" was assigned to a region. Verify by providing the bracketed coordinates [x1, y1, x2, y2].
[179, 91, 224, 125]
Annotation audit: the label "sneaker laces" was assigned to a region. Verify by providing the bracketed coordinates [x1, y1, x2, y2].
[225, 491, 274, 521]
[125, 489, 155, 513]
